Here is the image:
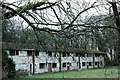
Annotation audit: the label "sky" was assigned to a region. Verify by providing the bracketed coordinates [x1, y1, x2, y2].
[5, 0, 97, 3]
[4, 0, 119, 30]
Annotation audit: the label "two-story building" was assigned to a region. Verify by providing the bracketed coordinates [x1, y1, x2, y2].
[2, 42, 106, 74]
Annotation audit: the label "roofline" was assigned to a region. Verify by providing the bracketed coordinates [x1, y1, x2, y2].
[2, 42, 106, 54]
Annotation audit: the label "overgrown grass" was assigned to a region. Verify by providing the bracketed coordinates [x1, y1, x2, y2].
[14, 66, 118, 79]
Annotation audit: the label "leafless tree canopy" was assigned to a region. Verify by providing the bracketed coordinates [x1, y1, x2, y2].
[1, 0, 120, 75]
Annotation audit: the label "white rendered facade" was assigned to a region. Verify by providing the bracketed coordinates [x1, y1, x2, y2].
[5, 49, 105, 74]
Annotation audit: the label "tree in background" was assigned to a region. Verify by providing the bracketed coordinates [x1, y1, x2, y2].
[1, 0, 120, 77]
[2, 50, 15, 78]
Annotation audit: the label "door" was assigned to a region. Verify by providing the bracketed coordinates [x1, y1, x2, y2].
[48, 63, 52, 72]
[30, 64, 32, 74]
[67, 63, 70, 71]
[87, 62, 89, 69]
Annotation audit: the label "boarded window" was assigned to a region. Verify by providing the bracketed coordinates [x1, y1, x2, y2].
[52, 63, 57, 68]
[62, 63, 66, 67]
[39, 63, 45, 69]
[82, 62, 86, 66]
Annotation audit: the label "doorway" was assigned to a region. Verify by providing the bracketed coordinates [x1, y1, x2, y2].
[48, 63, 52, 72]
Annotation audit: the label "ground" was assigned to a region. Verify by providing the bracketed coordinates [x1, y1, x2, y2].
[14, 67, 118, 79]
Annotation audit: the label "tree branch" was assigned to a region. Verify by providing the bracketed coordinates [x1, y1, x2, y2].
[64, 2, 97, 30]
[1, 1, 58, 19]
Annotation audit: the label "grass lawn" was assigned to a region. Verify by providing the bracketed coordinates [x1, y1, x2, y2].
[14, 67, 118, 79]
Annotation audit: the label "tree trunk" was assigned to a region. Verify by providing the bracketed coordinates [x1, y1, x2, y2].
[32, 51, 35, 74]
[78, 53, 80, 70]
[59, 52, 61, 72]
[110, 2, 120, 79]
[0, 6, 2, 79]
[93, 54, 95, 68]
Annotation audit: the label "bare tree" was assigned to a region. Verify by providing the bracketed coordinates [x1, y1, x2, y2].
[1, 0, 120, 78]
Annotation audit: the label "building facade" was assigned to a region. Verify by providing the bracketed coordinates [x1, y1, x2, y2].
[3, 42, 106, 74]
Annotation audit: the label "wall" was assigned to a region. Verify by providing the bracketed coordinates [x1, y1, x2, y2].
[5, 50, 105, 74]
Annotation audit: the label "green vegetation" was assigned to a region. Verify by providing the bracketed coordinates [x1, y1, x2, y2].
[2, 51, 16, 78]
[15, 67, 118, 79]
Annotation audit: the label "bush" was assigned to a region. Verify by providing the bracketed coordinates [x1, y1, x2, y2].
[15, 69, 29, 77]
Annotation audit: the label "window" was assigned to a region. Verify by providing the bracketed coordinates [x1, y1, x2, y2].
[9, 50, 15, 56]
[87, 54, 91, 57]
[27, 50, 32, 56]
[53, 53, 57, 57]
[82, 62, 86, 66]
[62, 63, 66, 67]
[75, 53, 78, 57]
[100, 61, 102, 65]
[67, 53, 70, 57]
[86, 53, 88, 57]
[81, 54, 85, 57]
[95, 62, 98, 65]
[95, 54, 100, 57]
[89, 62, 92, 66]
[67, 62, 71, 66]
[89, 54, 92, 57]
[35, 50, 39, 56]
[16, 50, 19, 55]
[62, 52, 66, 57]
[52, 63, 57, 68]
[39, 63, 45, 69]
[48, 51, 52, 57]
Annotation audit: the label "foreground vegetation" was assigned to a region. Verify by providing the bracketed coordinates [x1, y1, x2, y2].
[14, 67, 118, 79]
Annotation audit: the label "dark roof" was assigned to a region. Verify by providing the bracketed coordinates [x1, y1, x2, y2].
[2, 42, 105, 54]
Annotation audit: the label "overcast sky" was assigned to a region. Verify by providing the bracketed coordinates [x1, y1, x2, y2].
[4, 0, 118, 30]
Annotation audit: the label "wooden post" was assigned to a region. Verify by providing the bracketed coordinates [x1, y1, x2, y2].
[32, 50, 35, 74]
[93, 54, 95, 68]
[78, 53, 80, 70]
[59, 52, 61, 72]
